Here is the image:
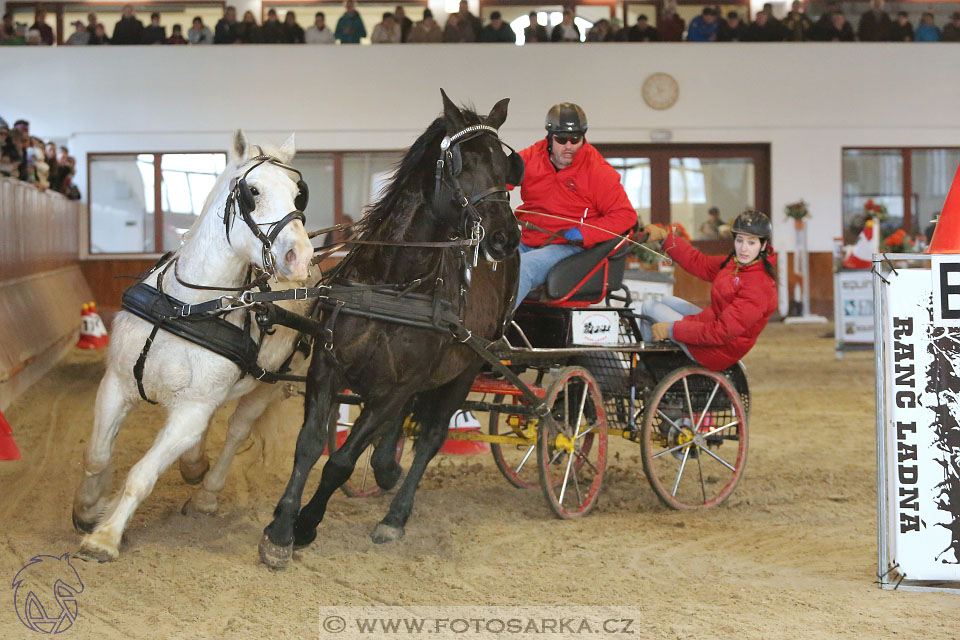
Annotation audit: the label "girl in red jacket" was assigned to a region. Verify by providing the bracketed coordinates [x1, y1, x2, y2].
[641, 210, 778, 371]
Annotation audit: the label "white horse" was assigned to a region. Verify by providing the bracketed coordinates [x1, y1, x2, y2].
[73, 131, 315, 562]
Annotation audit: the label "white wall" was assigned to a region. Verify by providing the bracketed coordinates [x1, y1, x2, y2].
[2, 44, 959, 254]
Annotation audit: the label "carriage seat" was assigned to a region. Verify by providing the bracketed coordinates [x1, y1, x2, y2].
[527, 235, 632, 305]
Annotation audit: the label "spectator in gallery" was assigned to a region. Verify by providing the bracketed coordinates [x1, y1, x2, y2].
[1, 12, 18, 42]
[456, 0, 482, 41]
[551, 9, 580, 42]
[914, 12, 940, 41]
[627, 14, 659, 41]
[335, 0, 366, 44]
[658, 5, 685, 41]
[260, 9, 285, 43]
[811, 0, 838, 39]
[481, 11, 516, 43]
[718, 11, 747, 41]
[86, 12, 98, 36]
[305, 12, 335, 44]
[857, 0, 893, 41]
[394, 6, 412, 42]
[236, 11, 262, 43]
[782, 0, 812, 41]
[166, 24, 188, 44]
[89, 23, 109, 44]
[371, 12, 401, 43]
[188, 16, 213, 44]
[283, 11, 305, 43]
[744, 10, 785, 41]
[818, 11, 855, 41]
[699, 207, 722, 239]
[586, 18, 614, 42]
[141, 12, 166, 45]
[66, 21, 90, 45]
[31, 9, 54, 45]
[443, 13, 463, 41]
[408, 9, 442, 42]
[214, 6, 238, 44]
[687, 7, 719, 42]
[112, 4, 144, 45]
[890, 11, 914, 41]
[941, 11, 960, 41]
[523, 12, 549, 43]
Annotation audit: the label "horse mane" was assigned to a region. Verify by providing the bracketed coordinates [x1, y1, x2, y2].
[361, 107, 484, 239]
[182, 142, 286, 243]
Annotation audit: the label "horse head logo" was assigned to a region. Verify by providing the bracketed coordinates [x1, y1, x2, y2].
[12, 553, 84, 634]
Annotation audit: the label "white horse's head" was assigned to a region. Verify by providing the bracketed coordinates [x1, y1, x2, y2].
[217, 130, 313, 281]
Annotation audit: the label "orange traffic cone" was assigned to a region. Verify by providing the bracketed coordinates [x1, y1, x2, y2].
[843, 218, 876, 269]
[0, 409, 21, 461]
[927, 164, 960, 254]
[76, 303, 93, 349]
[77, 302, 109, 350]
[440, 410, 489, 455]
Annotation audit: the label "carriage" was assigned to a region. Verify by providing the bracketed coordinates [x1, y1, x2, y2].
[326, 232, 752, 517]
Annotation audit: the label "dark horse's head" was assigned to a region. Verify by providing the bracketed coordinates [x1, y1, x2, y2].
[364, 89, 522, 263]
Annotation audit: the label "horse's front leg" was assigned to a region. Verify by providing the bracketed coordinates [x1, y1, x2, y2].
[289, 390, 413, 552]
[372, 368, 479, 544]
[73, 368, 135, 534]
[178, 428, 210, 485]
[76, 401, 218, 562]
[184, 382, 279, 515]
[259, 358, 340, 569]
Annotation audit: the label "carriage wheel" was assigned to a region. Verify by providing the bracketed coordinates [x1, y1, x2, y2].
[327, 400, 405, 498]
[640, 366, 748, 510]
[537, 367, 607, 519]
[489, 394, 540, 489]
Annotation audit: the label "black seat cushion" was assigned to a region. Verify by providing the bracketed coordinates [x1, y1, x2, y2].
[542, 237, 630, 301]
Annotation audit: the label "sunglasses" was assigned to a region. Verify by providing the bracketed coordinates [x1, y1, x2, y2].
[554, 135, 583, 145]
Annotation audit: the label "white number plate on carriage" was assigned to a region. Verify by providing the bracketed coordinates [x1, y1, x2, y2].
[571, 310, 619, 345]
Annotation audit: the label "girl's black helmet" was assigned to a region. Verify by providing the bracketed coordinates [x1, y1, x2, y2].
[732, 209, 772, 239]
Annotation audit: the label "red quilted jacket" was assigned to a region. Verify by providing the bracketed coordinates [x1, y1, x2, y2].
[664, 230, 778, 371]
[515, 139, 637, 249]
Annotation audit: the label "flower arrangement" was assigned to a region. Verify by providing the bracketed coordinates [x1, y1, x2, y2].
[883, 229, 915, 253]
[863, 198, 888, 221]
[784, 200, 810, 221]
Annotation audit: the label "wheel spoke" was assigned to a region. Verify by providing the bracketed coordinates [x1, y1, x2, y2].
[700, 419, 740, 440]
[558, 449, 575, 506]
[575, 425, 595, 440]
[574, 450, 599, 474]
[696, 449, 706, 503]
[682, 377, 695, 430]
[653, 439, 694, 460]
[671, 445, 691, 496]
[571, 458, 583, 505]
[514, 445, 535, 473]
[700, 444, 736, 472]
[694, 382, 720, 431]
[656, 409, 684, 435]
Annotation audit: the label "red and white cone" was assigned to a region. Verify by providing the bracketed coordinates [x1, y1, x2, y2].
[0, 409, 22, 461]
[440, 410, 489, 455]
[927, 164, 960, 254]
[843, 218, 876, 269]
[77, 302, 109, 349]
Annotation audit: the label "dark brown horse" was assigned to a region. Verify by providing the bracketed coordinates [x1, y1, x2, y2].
[259, 91, 522, 568]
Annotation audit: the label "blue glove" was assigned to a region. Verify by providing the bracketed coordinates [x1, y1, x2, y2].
[563, 227, 583, 243]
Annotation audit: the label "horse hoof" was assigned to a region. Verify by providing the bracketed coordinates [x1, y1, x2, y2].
[293, 526, 317, 550]
[76, 538, 119, 563]
[377, 468, 404, 493]
[71, 511, 96, 534]
[258, 534, 292, 570]
[181, 493, 217, 517]
[179, 457, 210, 485]
[370, 523, 405, 544]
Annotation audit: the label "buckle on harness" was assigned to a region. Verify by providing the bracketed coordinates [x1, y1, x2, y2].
[219, 293, 255, 312]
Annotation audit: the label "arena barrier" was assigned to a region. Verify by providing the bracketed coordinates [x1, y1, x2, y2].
[874, 253, 960, 592]
[0, 177, 92, 411]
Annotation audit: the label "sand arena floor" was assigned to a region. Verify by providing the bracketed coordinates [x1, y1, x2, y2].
[1, 323, 957, 639]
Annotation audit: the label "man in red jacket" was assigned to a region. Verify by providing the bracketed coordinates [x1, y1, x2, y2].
[514, 103, 638, 307]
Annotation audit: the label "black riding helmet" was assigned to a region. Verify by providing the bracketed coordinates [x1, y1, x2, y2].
[732, 209, 772, 240]
[545, 103, 588, 135]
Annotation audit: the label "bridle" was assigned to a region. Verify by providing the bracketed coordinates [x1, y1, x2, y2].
[223, 151, 308, 278]
[433, 124, 523, 268]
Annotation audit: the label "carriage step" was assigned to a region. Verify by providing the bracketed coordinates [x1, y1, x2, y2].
[472, 375, 545, 398]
